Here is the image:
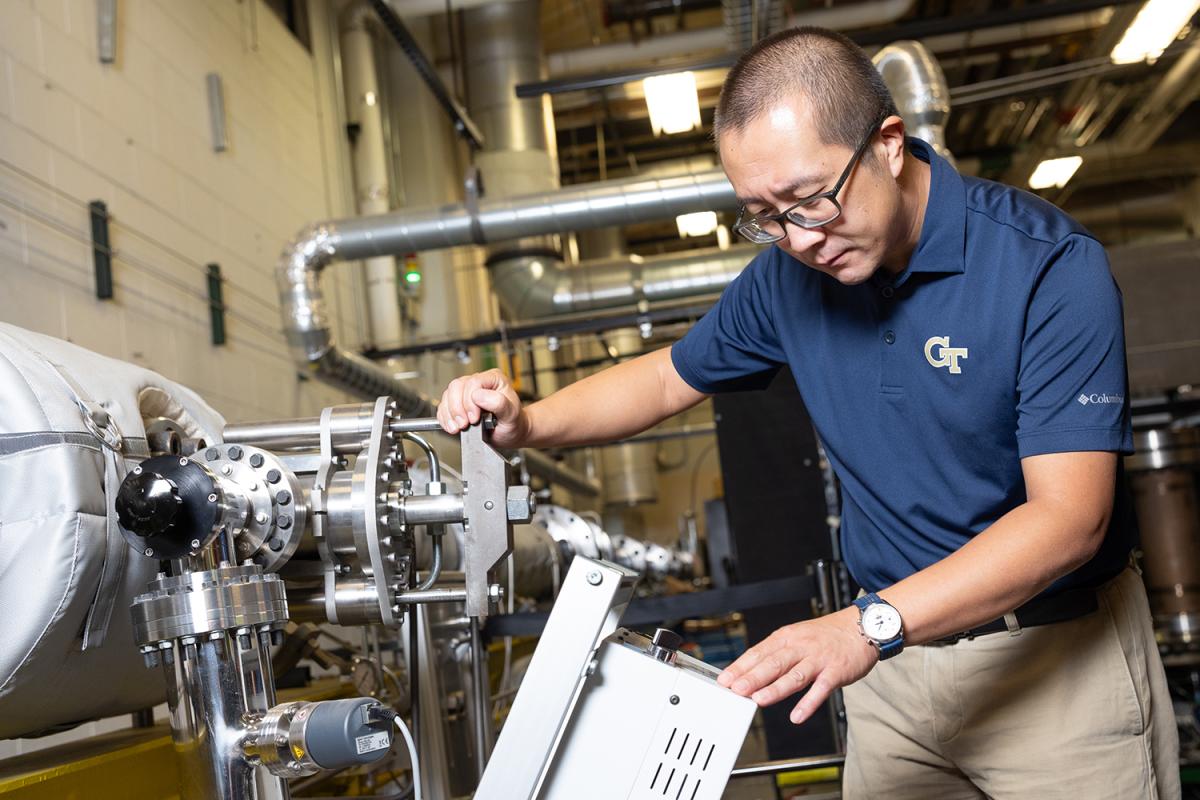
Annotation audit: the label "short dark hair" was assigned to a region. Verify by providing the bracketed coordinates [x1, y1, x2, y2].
[713, 26, 898, 153]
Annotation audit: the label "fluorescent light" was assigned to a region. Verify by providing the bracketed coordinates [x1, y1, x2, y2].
[1111, 0, 1200, 64]
[676, 211, 719, 237]
[1029, 156, 1083, 189]
[643, 72, 702, 136]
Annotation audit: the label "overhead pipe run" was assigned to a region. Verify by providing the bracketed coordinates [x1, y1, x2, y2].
[872, 40, 953, 163]
[274, 227, 601, 496]
[281, 167, 736, 256]
[488, 245, 756, 318]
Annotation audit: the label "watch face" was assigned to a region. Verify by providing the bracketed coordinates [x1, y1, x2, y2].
[862, 603, 902, 641]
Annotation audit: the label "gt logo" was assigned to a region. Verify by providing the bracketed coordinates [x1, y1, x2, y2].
[924, 336, 968, 374]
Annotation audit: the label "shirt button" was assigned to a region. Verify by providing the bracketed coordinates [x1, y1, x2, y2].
[881, 286, 895, 299]
[884, 330, 896, 345]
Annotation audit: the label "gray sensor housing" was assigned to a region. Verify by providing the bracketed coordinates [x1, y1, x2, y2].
[305, 698, 394, 769]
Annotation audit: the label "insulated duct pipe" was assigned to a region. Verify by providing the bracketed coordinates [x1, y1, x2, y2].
[340, 2, 405, 350]
[872, 40, 953, 163]
[274, 228, 601, 496]
[288, 167, 736, 255]
[489, 245, 756, 318]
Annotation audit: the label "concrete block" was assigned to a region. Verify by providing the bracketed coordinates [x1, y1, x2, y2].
[0, 55, 11, 120]
[0, 115, 54, 184]
[121, 304, 179, 374]
[39, 83, 81, 158]
[61, 286, 126, 360]
[40, 9, 101, 108]
[120, 29, 165, 99]
[33, 0, 71, 38]
[176, 174, 221, 247]
[0, 262, 66, 339]
[0, 1, 44, 73]
[48, 149, 115, 206]
[135, 150, 181, 218]
[90, 67, 154, 146]
[78, 106, 138, 186]
[61, 0, 95, 48]
[6, 57, 50, 139]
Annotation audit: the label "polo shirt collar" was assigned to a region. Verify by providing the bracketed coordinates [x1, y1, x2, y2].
[890, 137, 966, 288]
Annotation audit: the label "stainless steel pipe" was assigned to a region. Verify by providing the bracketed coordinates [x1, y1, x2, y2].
[225, 416, 601, 497]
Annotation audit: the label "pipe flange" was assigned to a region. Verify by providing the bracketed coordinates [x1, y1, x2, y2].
[202, 444, 309, 572]
[242, 701, 322, 778]
[131, 563, 289, 647]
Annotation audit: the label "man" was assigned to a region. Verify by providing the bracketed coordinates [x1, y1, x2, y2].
[439, 27, 1178, 798]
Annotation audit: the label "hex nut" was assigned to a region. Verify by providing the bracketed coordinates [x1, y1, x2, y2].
[506, 485, 535, 523]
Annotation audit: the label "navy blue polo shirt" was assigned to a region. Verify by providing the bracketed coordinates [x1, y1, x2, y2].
[672, 138, 1133, 595]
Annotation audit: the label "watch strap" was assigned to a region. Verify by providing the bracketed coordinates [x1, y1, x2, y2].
[853, 593, 904, 660]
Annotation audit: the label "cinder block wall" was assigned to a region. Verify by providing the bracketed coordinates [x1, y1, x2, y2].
[0, 0, 364, 422]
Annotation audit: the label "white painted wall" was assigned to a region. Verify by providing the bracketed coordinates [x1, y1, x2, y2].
[0, 0, 366, 423]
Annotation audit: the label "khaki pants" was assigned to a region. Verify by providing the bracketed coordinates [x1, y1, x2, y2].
[843, 568, 1180, 799]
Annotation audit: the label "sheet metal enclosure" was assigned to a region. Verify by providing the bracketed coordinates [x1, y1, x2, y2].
[477, 557, 755, 800]
[542, 629, 757, 800]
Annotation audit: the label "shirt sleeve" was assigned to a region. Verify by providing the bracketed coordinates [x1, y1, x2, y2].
[1015, 233, 1132, 458]
[670, 247, 787, 393]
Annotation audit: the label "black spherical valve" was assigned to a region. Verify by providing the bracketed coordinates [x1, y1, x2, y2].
[115, 455, 221, 559]
[116, 470, 183, 539]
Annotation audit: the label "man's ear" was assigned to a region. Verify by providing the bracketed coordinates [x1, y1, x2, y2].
[878, 114, 907, 179]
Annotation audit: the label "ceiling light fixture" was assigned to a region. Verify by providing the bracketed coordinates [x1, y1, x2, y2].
[676, 211, 719, 238]
[643, 72, 702, 136]
[1028, 156, 1083, 189]
[1110, 0, 1200, 64]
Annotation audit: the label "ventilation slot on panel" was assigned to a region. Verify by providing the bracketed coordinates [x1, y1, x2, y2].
[647, 727, 717, 798]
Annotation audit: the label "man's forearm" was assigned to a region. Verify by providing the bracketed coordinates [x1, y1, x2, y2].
[523, 348, 706, 449]
[879, 497, 1110, 645]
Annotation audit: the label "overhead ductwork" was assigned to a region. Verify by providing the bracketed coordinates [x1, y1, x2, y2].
[287, 168, 735, 256]
[545, 0, 917, 77]
[489, 245, 756, 318]
[872, 40, 953, 163]
[274, 226, 601, 496]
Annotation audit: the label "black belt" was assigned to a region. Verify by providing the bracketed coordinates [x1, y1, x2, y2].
[934, 585, 1100, 644]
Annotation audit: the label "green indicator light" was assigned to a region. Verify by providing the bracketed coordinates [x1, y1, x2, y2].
[404, 271, 422, 284]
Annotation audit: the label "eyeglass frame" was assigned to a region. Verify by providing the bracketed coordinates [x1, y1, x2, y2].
[731, 111, 888, 244]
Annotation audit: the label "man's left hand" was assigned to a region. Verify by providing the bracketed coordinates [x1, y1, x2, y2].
[717, 607, 879, 724]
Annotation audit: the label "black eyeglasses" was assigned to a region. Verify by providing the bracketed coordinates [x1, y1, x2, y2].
[732, 113, 886, 245]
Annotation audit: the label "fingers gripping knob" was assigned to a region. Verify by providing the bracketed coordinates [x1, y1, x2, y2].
[649, 628, 684, 665]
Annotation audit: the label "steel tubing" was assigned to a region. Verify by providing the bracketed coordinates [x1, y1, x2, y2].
[729, 754, 846, 778]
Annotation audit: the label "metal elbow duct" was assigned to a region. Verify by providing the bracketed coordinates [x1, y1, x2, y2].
[872, 40, 953, 163]
[278, 224, 435, 418]
[488, 246, 758, 319]
[276, 224, 602, 496]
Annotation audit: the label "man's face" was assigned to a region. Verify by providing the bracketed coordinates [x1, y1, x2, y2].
[720, 97, 904, 285]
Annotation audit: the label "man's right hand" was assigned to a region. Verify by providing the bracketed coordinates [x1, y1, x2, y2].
[437, 369, 530, 449]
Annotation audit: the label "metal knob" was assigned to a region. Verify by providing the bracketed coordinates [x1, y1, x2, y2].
[649, 628, 683, 665]
[116, 469, 182, 539]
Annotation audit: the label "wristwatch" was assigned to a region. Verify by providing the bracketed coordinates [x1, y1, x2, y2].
[852, 593, 905, 660]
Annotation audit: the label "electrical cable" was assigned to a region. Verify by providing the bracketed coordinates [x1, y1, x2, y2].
[392, 715, 422, 800]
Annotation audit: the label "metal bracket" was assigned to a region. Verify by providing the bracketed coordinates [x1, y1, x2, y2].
[460, 420, 514, 618]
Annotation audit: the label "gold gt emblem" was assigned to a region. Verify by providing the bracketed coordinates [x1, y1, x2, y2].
[924, 336, 968, 374]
